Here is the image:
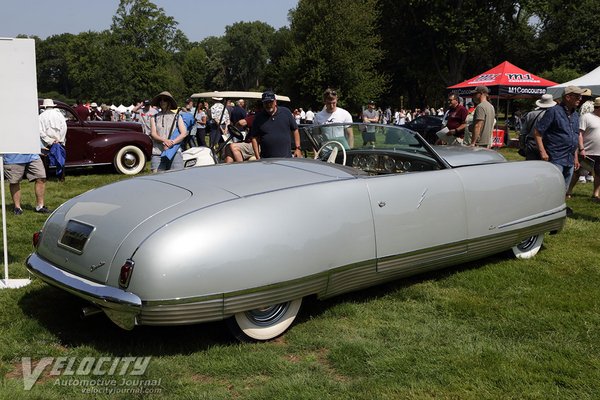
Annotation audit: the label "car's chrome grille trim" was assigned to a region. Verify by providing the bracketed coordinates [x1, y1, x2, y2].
[135, 218, 565, 326]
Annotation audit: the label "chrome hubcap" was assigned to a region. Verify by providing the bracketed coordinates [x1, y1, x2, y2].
[244, 303, 289, 326]
[122, 153, 138, 168]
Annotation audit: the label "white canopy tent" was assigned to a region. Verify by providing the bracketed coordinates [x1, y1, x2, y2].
[546, 65, 600, 98]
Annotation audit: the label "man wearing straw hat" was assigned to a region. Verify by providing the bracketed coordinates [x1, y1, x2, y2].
[519, 94, 556, 160]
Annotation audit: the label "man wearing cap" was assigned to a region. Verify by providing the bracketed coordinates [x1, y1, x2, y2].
[579, 88, 594, 115]
[250, 91, 302, 159]
[519, 94, 556, 160]
[567, 96, 600, 201]
[534, 85, 584, 190]
[132, 99, 158, 136]
[469, 85, 495, 148]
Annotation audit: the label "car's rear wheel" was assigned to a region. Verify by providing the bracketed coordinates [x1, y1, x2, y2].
[512, 234, 544, 259]
[226, 298, 302, 342]
[114, 145, 146, 175]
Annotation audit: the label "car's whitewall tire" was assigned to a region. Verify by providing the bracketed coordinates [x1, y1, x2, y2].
[512, 234, 544, 259]
[227, 298, 302, 341]
[114, 145, 146, 175]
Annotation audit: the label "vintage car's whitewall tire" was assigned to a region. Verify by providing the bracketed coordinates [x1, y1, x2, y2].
[227, 298, 302, 341]
[114, 145, 146, 175]
[314, 141, 347, 165]
[512, 234, 544, 259]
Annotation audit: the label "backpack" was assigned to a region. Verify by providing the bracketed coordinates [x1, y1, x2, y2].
[518, 110, 544, 157]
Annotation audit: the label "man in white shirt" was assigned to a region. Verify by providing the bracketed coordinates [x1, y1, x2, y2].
[313, 88, 354, 148]
[39, 99, 67, 147]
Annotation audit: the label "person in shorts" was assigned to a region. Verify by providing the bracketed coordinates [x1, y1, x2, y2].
[3, 153, 51, 215]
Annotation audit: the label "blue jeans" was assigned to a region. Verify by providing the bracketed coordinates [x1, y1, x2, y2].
[550, 162, 574, 192]
[151, 151, 184, 172]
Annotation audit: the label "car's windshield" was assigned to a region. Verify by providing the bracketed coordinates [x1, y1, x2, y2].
[301, 122, 431, 155]
[300, 122, 446, 174]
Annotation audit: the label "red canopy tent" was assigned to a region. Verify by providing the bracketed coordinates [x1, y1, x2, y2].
[447, 61, 557, 98]
[447, 61, 557, 147]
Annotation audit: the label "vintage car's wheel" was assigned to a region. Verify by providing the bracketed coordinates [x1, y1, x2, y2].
[227, 298, 302, 341]
[314, 141, 346, 165]
[114, 146, 146, 175]
[512, 234, 544, 259]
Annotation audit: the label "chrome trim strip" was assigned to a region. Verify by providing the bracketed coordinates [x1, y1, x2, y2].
[29, 217, 565, 328]
[497, 206, 566, 229]
[26, 253, 141, 329]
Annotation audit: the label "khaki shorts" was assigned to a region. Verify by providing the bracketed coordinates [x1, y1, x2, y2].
[4, 158, 46, 184]
[232, 142, 256, 160]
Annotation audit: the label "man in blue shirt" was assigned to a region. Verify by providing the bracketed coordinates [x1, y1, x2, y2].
[250, 91, 302, 159]
[534, 85, 584, 191]
[2, 154, 51, 215]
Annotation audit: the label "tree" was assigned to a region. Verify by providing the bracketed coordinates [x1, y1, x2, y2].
[109, 0, 189, 102]
[278, 0, 387, 112]
[36, 33, 75, 97]
[223, 21, 276, 90]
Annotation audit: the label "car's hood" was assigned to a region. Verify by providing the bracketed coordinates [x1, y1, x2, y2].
[35, 159, 355, 283]
[81, 120, 142, 132]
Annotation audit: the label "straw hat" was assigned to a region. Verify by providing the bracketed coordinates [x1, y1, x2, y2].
[535, 94, 556, 109]
[41, 99, 56, 108]
[151, 91, 177, 109]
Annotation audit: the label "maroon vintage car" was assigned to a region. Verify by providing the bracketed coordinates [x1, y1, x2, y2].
[39, 100, 153, 175]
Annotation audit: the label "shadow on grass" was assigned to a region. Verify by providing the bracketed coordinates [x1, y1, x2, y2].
[295, 251, 511, 325]
[18, 286, 236, 355]
[19, 252, 511, 352]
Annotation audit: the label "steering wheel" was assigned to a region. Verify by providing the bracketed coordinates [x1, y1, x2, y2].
[228, 124, 245, 141]
[314, 141, 347, 165]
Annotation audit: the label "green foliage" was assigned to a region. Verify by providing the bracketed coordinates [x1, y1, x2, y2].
[223, 22, 276, 91]
[277, 0, 387, 112]
[1, 159, 599, 398]
[28, 0, 600, 111]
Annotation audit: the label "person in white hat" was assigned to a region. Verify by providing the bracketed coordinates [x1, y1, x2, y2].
[39, 98, 67, 181]
[519, 93, 556, 160]
[39, 99, 67, 148]
[534, 85, 585, 193]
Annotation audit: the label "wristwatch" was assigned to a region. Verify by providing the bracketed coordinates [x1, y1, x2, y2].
[295, 146, 301, 150]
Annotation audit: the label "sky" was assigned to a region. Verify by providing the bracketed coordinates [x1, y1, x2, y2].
[0, 0, 298, 42]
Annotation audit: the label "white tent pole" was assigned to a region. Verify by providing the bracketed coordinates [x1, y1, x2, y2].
[1, 155, 8, 283]
[0, 155, 31, 289]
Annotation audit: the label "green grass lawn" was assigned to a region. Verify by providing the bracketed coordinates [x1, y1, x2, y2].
[1, 153, 599, 399]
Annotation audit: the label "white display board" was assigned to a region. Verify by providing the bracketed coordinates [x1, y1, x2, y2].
[0, 38, 39, 289]
[0, 38, 40, 154]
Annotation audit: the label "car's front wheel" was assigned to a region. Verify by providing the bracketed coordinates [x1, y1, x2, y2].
[226, 298, 302, 342]
[512, 234, 544, 259]
[114, 146, 146, 175]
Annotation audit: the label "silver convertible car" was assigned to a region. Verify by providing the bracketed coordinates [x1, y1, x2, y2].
[26, 123, 567, 341]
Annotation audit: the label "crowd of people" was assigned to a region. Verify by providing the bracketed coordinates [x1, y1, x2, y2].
[4, 84, 599, 215]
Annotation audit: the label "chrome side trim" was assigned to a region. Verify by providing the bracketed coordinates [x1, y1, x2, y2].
[28, 217, 565, 328]
[497, 206, 566, 229]
[26, 253, 141, 330]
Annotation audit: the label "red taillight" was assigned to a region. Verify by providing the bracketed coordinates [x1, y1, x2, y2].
[119, 260, 135, 289]
[33, 231, 42, 248]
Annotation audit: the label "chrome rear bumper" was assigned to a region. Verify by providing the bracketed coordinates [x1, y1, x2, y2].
[26, 253, 141, 330]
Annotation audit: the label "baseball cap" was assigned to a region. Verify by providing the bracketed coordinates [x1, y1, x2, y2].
[470, 85, 489, 94]
[262, 90, 276, 102]
[563, 86, 584, 96]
